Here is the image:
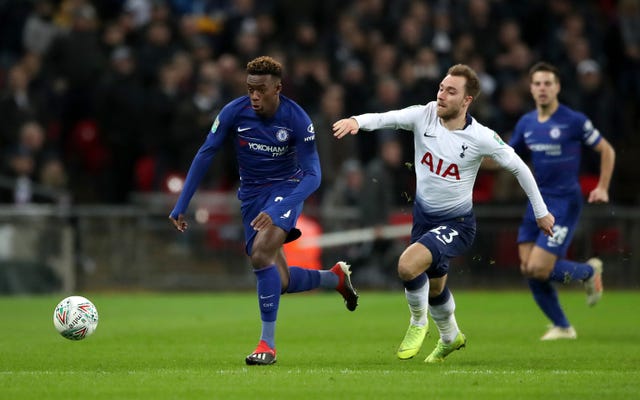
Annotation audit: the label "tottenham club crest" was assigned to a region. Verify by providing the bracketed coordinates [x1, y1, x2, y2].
[460, 143, 469, 158]
[276, 129, 289, 142]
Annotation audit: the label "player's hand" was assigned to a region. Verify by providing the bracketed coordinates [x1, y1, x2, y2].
[536, 212, 555, 237]
[169, 214, 188, 232]
[332, 118, 360, 139]
[587, 187, 609, 204]
[251, 211, 273, 231]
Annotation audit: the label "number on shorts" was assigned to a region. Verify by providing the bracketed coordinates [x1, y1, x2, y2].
[430, 225, 459, 245]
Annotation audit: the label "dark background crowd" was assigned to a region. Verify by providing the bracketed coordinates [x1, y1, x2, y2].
[0, 0, 638, 207]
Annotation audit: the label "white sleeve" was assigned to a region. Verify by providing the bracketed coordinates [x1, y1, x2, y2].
[502, 156, 549, 219]
[353, 105, 425, 132]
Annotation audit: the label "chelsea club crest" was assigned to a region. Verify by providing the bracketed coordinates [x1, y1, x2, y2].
[276, 129, 289, 142]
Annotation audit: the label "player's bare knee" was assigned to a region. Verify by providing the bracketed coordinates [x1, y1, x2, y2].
[397, 259, 420, 281]
[250, 249, 272, 269]
[531, 269, 551, 280]
[522, 262, 550, 280]
[520, 263, 533, 278]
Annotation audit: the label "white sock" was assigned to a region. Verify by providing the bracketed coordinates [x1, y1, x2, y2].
[429, 293, 459, 343]
[405, 279, 429, 327]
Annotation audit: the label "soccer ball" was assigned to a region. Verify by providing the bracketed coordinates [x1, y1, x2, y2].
[53, 296, 99, 340]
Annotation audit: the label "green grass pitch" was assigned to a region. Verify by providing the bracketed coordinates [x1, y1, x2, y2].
[1, 290, 639, 399]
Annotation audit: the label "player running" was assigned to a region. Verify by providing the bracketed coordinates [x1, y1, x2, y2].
[510, 62, 615, 340]
[170, 56, 358, 365]
[333, 64, 554, 363]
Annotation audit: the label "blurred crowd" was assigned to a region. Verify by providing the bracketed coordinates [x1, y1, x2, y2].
[0, 0, 638, 207]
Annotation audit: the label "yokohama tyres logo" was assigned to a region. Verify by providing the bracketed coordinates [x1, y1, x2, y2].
[247, 142, 288, 157]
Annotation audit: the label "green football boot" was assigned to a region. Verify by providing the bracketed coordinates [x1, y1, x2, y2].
[424, 331, 466, 363]
[397, 323, 428, 360]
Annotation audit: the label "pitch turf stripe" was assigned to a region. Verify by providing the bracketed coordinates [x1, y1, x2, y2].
[443, 369, 620, 376]
[1, 368, 635, 376]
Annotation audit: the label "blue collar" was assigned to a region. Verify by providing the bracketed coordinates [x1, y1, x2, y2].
[463, 113, 472, 129]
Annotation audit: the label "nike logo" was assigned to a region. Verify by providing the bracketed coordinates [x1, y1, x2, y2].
[237, 127, 251, 132]
[424, 132, 437, 138]
[259, 294, 275, 300]
[524, 131, 533, 138]
[280, 210, 291, 219]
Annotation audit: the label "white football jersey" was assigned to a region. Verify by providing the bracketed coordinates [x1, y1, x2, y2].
[354, 101, 520, 219]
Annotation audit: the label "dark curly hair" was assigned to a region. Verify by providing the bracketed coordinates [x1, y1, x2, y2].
[246, 56, 282, 78]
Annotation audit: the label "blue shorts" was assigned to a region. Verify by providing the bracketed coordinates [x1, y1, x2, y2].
[517, 191, 583, 257]
[239, 181, 304, 256]
[410, 207, 477, 279]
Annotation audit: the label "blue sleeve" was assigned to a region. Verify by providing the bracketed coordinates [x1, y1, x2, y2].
[509, 117, 528, 156]
[574, 112, 602, 148]
[263, 113, 321, 220]
[169, 111, 234, 218]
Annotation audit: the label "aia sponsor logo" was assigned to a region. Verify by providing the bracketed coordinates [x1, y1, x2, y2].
[420, 151, 460, 180]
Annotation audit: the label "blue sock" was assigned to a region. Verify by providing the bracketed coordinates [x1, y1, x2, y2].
[429, 286, 451, 306]
[528, 278, 570, 328]
[403, 272, 428, 291]
[319, 270, 339, 289]
[549, 259, 594, 283]
[255, 265, 281, 348]
[286, 267, 321, 293]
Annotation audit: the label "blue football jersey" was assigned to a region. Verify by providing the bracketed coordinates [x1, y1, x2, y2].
[170, 94, 321, 220]
[509, 104, 602, 196]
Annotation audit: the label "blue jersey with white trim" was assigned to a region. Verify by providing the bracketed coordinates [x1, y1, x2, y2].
[510, 104, 602, 196]
[170, 94, 321, 220]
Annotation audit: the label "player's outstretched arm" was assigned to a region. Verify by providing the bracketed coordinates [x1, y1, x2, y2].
[332, 118, 360, 139]
[500, 154, 554, 236]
